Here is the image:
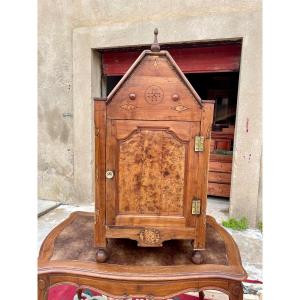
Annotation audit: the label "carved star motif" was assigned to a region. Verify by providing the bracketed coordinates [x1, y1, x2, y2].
[120, 103, 137, 111]
[171, 105, 189, 112]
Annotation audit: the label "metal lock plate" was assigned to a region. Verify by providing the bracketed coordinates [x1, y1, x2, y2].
[105, 170, 114, 179]
[192, 198, 201, 215]
[194, 136, 204, 152]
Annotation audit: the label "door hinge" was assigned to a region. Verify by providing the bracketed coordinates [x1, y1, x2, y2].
[194, 136, 204, 152]
[192, 198, 201, 215]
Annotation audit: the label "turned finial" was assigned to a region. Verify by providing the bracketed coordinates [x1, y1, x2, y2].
[151, 28, 160, 52]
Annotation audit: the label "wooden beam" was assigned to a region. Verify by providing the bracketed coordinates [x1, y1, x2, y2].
[102, 44, 241, 76]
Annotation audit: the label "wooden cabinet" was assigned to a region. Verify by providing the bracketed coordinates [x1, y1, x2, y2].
[208, 129, 234, 198]
[208, 154, 232, 197]
[94, 31, 214, 263]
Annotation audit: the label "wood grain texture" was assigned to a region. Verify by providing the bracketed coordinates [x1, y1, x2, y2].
[118, 129, 185, 215]
[105, 119, 201, 234]
[209, 161, 232, 173]
[94, 100, 107, 247]
[107, 52, 202, 121]
[208, 182, 231, 198]
[105, 119, 117, 225]
[115, 215, 185, 227]
[208, 151, 233, 198]
[194, 101, 214, 250]
[208, 171, 231, 184]
[106, 225, 195, 247]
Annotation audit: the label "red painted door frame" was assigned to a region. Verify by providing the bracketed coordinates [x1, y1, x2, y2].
[102, 44, 241, 76]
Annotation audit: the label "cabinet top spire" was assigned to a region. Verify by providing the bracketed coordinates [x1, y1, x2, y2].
[151, 28, 160, 52]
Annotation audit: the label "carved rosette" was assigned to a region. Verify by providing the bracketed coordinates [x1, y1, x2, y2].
[139, 228, 160, 245]
[145, 85, 164, 104]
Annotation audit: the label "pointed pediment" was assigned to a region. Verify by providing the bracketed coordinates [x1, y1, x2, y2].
[106, 49, 204, 122]
[107, 50, 202, 106]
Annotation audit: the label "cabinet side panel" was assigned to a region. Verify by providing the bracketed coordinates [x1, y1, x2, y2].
[184, 121, 201, 228]
[94, 101, 107, 247]
[106, 120, 118, 225]
[194, 101, 214, 249]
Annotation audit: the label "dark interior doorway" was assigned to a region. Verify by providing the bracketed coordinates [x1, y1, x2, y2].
[186, 72, 238, 142]
[186, 73, 238, 198]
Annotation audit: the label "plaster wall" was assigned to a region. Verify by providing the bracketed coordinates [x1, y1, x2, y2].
[38, 0, 262, 226]
[38, 0, 74, 202]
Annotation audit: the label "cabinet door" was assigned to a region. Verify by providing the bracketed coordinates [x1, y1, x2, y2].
[106, 119, 201, 228]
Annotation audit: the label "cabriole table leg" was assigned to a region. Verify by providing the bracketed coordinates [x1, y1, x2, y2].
[229, 282, 243, 300]
[38, 276, 49, 300]
[199, 290, 205, 300]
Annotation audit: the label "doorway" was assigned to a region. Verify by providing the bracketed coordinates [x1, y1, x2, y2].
[186, 72, 238, 198]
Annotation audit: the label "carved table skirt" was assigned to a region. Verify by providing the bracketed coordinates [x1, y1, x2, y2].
[38, 212, 247, 299]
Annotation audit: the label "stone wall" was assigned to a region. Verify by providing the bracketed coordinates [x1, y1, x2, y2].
[38, 0, 262, 226]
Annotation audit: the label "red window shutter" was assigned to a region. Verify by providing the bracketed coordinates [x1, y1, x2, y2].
[102, 44, 241, 76]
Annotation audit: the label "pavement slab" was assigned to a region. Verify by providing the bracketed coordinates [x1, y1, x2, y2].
[38, 199, 61, 217]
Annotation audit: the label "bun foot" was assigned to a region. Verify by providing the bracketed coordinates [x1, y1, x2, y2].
[96, 248, 109, 263]
[192, 250, 203, 264]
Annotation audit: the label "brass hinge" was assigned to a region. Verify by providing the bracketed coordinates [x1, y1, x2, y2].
[194, 136, 204, 152]
[192, 198, 201, 215]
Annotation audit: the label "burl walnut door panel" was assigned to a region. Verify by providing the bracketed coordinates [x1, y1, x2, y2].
[106, 119, 201, 228]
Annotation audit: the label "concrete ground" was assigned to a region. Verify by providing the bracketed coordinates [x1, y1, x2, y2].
[38, 197, 263, 299]
[38, 199, 61, 217]
[207, 197, 263, 282]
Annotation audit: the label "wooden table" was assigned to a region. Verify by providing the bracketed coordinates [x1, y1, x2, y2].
[38, 212, 247, 300]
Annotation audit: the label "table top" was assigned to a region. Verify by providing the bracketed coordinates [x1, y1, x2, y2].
[38, 211, 247, 282]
